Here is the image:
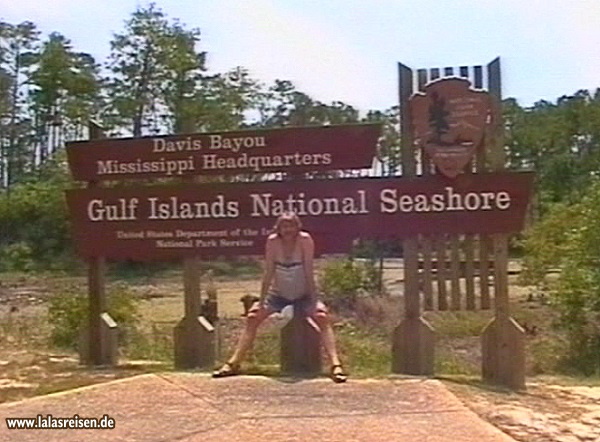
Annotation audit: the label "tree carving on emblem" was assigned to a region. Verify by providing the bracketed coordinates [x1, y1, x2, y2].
[410, 78, 495, 178]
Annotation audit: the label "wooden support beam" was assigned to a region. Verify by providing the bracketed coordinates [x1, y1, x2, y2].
[173, 120, 216, 370]
[480, 57, 526, 390]
[84, 121, 118, 367]
[395, 62, 436, 376]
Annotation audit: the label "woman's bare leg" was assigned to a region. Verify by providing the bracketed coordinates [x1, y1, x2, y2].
[310, 304, 342, 367]
[227, 303, 271, 365]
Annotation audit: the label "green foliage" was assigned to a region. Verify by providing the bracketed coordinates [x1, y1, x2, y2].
[28, 32, 101, 161]
[319, 258, 382, 310]
[105, 3, 206, 136]
[47, 283, 141, 349]
[0, 242, 35, 271]
[505, 90, 600, 210]
[258, 79, 359, 128]
[520, 201, 583, 285]
[0, 163, 74, 270]
[522, 180, 600, 374]
[363, 107, 401, 176]
[0, 20, 40, 186]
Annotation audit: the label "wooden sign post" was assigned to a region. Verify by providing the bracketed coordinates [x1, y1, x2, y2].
[395, 57, 527, 390]
[481, 60, 526, 389]
[393, 63, 435, 375]
[80, 121, 118, 367]
[173, 254, 216, 369]
[174, 117, 216, 369]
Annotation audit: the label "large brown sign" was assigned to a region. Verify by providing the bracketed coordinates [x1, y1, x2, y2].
[66, 172, 534, 260]
[410, 78, 493, 178]
[66, 124, 382, 181]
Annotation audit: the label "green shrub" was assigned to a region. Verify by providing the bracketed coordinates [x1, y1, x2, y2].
[0, 242, 35, 272]
[522, 180, 600, 374]
[320, 258, 383, 310]
[47, 283, 141, 349]
[0, 162, 74, 271]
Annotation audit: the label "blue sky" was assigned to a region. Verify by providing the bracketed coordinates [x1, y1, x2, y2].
[2, 0, 599, 113]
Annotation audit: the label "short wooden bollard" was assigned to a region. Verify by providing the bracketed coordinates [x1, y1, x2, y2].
[280, 311, 321, 375]
[174, 255, 216, 369]
[392, 238, 436, 376]
[481, 316, 526, 390]
[174, 316, 215, 369]
[392, 316, 435, 375]
[79, 312, 119, 366]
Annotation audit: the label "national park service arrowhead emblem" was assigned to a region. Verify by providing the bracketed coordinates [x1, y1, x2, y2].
[409, 77, 494, 178]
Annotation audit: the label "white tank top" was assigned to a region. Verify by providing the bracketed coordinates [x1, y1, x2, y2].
[271, 242, 306, 300]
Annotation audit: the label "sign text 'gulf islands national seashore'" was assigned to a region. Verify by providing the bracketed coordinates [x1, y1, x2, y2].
[65, 122, 534, 260]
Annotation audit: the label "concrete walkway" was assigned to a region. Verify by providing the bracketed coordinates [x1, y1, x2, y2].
[0, 374, 515, 442]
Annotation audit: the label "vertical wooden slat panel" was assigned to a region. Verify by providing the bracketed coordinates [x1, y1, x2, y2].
[474, 65, 483, 88]
[430, 68, 440, 81]
[444, 67, 454, 77]
[417, 69, 428, 91]
[460, 64, 473, 181]
[475, 60, 495, 310]
[422, 235, 434, 310]
[492, 233, 509, 318]
[486, 56, 505, 313]
[418, 71, 435, 308]
[398, 63, 420, 318]
[422, 146, 434, 175]
[435, 235, 448, 311]
[487, 57, 505, 169]
[450, 236, 461, 310]
[443, 49, 463, 313]
[419, 67, 432, 175]
[479, 235, 491, 309]
[394, 62, 435, 377]
[404, 238, 421, 318]
[399, 63, 415, 177]
[482, 56, 526, 390]
[475, 139, 486, 173]
[464, 235, 476, 310]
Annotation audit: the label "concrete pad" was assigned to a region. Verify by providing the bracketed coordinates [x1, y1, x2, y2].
[0, 373, 516, 442]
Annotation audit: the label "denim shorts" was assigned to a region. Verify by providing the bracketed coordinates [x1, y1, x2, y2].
[263, 294, 326, 314]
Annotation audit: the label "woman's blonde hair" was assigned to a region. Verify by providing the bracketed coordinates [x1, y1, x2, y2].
[272, 212, 302, 236]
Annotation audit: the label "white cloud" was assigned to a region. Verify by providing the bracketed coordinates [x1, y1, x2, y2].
[204, 0, 387, 110]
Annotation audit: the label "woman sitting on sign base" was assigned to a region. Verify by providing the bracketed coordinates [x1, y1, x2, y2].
[213, 212, 347, 383]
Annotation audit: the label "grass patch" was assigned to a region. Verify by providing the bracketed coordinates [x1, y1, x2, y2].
[335, 322, 390, 377]
[126, 321, 176, 363]
[424, 311, 494, 337]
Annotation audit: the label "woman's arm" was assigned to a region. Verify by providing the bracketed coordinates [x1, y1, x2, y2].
[260, 236, 277, 303]
[301, 233, 318, 301]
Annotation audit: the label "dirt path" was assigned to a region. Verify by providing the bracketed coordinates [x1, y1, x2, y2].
[446, 379, 600, 442]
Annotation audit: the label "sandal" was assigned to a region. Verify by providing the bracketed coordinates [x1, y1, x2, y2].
[330, 364, 348, 383]
[212, 362, 240, 378]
